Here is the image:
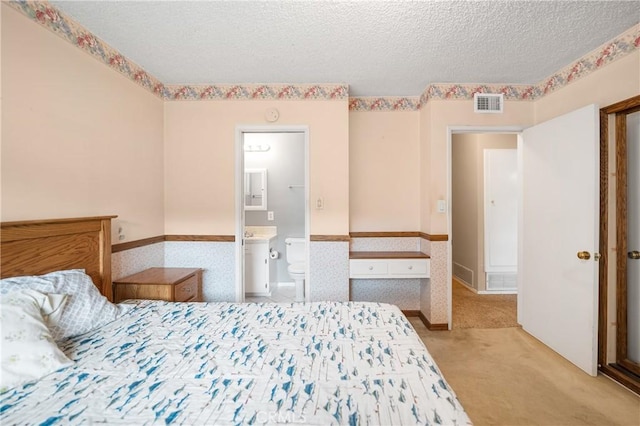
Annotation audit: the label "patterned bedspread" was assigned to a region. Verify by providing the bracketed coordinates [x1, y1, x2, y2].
[0, 301, 471, 425]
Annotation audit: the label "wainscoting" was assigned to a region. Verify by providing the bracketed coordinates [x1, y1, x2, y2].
[112, 232, 450, 329]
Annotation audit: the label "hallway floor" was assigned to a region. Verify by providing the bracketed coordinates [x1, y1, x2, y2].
[452, 278, 518, 329]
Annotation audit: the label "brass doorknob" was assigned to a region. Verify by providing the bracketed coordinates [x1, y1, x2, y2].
[629, 251, 640, 260]
[577, 251, 591, 260]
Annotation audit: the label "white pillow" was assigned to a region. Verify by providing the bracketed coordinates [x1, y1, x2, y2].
[0, 270, 128, 341]
[0, 290, 73, 393]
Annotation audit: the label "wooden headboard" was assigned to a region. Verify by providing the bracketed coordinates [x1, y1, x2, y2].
[1, 216, 117, 301]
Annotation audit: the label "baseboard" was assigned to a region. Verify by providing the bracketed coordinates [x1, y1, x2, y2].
[478, 289, 517, 295]
[455, 277, 517, 295]
[418, 311, 448, 331]
[452, 262, 474, 288]
[245, 292, 272, 297]
[401, 310, 420, 317]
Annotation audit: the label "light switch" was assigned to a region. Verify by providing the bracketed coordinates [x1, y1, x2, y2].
[316, 197, 324, 210]
[437, 199, 447, 213]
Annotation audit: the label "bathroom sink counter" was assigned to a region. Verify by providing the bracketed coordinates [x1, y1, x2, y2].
[244, 226, 277, 243]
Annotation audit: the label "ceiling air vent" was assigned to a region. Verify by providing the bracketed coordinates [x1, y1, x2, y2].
[474, 93, 503, 113]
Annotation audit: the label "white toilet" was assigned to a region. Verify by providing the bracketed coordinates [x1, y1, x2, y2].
[285, 237, 306, 302]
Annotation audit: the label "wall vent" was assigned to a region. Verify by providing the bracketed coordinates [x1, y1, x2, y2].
[486, 272, 517, 291]
[474, 93, 503, 113]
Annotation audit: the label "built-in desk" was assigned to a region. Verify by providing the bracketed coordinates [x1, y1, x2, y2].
[349, 251, 430, 279]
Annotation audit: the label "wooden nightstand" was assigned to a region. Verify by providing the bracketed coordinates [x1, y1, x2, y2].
[113, 267, 202, 303]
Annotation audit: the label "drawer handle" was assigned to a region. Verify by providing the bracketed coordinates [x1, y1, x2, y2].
[368, 266, 374, 270]
[181, 287, 192, 293]
[408, 265, 413, 270]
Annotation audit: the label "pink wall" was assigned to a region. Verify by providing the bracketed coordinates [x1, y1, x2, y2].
[2, 1, 638, 244]
[1, 5, 165, 242]
[418, 50, 639, 236]
[419, 103, 432, 234]
[164, 100, 349, 235]
[420, 100, 535, 234]
[535, 51, 640, 123]
[349, 111, 420, 231]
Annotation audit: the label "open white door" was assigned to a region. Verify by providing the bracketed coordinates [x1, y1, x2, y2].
[519, 104, 599, 376]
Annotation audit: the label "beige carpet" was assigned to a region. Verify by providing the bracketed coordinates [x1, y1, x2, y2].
[453, 279, 518, 329]
[410, 318, 640, 426]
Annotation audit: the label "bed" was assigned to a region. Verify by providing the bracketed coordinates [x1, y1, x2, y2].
[0, 216, 471, 425]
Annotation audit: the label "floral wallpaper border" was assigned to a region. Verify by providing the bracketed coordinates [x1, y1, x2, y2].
[9, 1, 640, 109]
[165, 84, 349, 101]
[7, 1, 349, 102]
[348, 97, 421, 112]
[9, 0, 167, 99]
[353, 23, 640, 111]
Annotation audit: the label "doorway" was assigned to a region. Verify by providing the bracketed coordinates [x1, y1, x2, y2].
[599, 95, 640, 394]
[234, 126, 309, 303]
[450, 106, 609, 377]
[450, 131, 519, 329]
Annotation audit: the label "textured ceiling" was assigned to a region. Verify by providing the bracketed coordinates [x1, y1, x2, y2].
[50, 1, 640, 97]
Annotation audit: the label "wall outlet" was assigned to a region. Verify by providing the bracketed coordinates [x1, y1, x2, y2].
[267, 211, 274, 221]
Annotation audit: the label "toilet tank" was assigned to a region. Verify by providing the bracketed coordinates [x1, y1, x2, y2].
[285, 237, 306, 263]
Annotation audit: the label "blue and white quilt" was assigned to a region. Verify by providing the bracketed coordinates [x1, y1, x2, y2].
[1, 301, 471, 425]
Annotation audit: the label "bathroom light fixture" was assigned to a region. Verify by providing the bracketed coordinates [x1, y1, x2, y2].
[244, 143, 271, 152]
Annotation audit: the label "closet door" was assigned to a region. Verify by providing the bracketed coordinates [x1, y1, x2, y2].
[619, 109, 640, 374]
[599, 94, 640, 394]
[484, 149, 518, 275]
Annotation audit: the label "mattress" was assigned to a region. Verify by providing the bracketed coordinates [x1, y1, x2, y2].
[0, 301, 471, 425]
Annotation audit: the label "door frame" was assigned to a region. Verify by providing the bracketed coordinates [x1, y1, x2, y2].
[598, 94, 640, 393]
[446, 126, 524, 329]
[234, 125, 310, 302]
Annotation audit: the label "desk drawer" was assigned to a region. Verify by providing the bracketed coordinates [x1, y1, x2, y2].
[388, 259, 429, 276]
[349, 257, 430, 279]
[175, 275, 198, 302]
[350, 260, 388, 276]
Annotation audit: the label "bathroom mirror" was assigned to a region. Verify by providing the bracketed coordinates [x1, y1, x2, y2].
[244, 168, 267, 210]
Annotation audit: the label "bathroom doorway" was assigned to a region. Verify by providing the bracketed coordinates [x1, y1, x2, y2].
[234, 126, 309, 303]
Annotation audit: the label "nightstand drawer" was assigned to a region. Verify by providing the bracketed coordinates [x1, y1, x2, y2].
[113, 268, 202, 303]
[175, 275, 198, 302]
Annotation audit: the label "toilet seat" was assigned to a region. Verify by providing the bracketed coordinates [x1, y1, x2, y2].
[285, 238, 306, 302]
[287, 263, 305, 275]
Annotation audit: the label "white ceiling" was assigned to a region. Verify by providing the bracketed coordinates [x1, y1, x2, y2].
[50, 1, 640, 97]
